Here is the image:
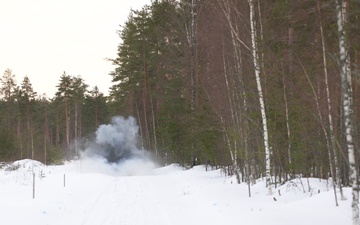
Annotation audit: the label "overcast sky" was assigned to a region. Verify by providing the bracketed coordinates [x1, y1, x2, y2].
[0, 0, 151, 97]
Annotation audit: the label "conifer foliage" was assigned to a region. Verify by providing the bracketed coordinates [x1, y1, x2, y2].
[0, 2, 360, 214]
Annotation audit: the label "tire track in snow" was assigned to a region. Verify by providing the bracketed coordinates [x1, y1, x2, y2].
[80, 176, 170, 225]
[80, 177, 133, 225]
[143, 177, 171, 225]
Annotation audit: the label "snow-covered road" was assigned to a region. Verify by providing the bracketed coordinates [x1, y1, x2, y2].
[78, 176, 170, 225]
[0, 160, 353, 225]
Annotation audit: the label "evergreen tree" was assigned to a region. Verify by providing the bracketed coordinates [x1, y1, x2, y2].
[19, 76, 37, 159]
[55, 72, 73, 148]
[0, 69, 17, 101]
[70, 76, 88, 155]
[0, 69, 19, 160]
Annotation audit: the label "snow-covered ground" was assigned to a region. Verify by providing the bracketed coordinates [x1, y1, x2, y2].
[0, 159, 352, 225]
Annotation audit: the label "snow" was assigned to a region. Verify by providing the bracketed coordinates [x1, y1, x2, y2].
[0, 159, 352, 225]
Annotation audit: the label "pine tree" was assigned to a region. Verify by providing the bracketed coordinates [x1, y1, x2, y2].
[55, 72, 73, 149]
[0, 69, 18, 160]
[0, 69, 17, 101]
[19, 76, 37, 159]
[84, 86, 108, 133]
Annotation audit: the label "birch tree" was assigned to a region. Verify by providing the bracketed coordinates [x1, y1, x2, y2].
[317, 0, 343, 203]
[216, 0, 271, 191]
[336, 0, 359, 223]
[248, 0, 272, 194]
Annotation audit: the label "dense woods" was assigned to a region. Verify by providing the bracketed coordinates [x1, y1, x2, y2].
[106, 0, 360, 187]
[1, 0, 360, 210]
[0, 70, 109, 164]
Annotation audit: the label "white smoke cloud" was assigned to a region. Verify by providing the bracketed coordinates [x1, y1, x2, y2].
[80, 116, 157, 176]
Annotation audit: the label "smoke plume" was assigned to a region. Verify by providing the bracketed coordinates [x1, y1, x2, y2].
[80, 116, 156, 175]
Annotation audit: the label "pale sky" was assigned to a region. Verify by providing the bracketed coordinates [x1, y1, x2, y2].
[0, 0, 151, 98]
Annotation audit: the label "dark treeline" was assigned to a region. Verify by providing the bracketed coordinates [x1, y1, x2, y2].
[0, 70, 109, 164]
[1, 0, 360, 189]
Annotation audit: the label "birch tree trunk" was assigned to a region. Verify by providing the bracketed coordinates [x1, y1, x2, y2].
[282, 71, 291, 166]
[317, 0, 343, 201]
[341, 0, 353, 96]
[336, 0, 359, 224]
[248, 0, 271, 195]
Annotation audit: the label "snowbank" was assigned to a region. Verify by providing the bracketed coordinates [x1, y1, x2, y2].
[0, 159, 53, 186]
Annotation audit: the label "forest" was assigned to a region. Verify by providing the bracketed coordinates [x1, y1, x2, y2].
[1, 0, 360, 195]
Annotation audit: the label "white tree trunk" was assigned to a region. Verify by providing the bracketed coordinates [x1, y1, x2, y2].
[282, 71, 291, 165]
[336, 1, 359, 224]
[248, 0, 272, 195]
[341, 1, 353, 95]
[317, 0, 342, 202]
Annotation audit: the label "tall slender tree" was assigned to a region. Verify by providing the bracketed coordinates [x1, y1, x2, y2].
[336, 0, 358, 223]
[248, 0, 272, 194]
[71, 76, 88, 155]
[20, 76, 37, 159]
[55, 72, 73, 148]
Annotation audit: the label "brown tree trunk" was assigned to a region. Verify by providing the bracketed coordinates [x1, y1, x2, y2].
[65, 99, 70, 147]
[44, 104, 48, 165]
